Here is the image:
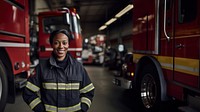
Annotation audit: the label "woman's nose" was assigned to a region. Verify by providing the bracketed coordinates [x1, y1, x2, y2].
[59, 43, 64, 48]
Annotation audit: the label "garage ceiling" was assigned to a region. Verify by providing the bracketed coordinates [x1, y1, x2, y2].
[34, 0, 132, 38]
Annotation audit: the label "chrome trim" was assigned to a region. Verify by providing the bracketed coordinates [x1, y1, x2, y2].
[154, 0, 160, 54]
[0, 42, 29, 47]
[164, 0, 171, 41]
[0, 30, 25, 38]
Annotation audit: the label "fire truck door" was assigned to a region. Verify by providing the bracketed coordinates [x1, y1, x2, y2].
[173, 0, 199, 88]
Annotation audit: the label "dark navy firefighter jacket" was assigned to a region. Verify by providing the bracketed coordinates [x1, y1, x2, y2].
[23, 54, 95, 112]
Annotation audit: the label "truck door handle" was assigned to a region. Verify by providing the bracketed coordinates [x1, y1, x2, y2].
[164, 0, 170, 42]
[176, 44, 185, 49]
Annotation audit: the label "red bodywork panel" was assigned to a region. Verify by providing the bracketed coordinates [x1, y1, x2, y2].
[0, 0, 30, 75]
[131, 0, 200, 101]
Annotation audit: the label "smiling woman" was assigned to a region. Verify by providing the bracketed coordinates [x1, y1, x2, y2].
[23, 29, 95, 112]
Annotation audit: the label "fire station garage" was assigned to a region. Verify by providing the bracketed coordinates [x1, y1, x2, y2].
[1, 0, 200, 112]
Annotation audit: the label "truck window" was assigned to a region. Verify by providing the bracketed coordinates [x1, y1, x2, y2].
[43, 15, 70, 33]
[178, 0, 197, 23]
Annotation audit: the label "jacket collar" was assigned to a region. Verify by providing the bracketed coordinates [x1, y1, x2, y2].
[49, 53, 74, 67]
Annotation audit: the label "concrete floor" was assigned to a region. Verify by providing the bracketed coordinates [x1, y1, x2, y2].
[4, 66, 133, 112]
[4, 65, 181, 112]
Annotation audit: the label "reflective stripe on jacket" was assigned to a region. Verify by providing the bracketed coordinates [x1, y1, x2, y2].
[23, 54, 95, 112]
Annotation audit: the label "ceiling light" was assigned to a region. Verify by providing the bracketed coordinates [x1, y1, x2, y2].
[98, 4, 134, 31]
[98, 25, 107, 31]
[105, 18, 117, 26]
[115, 4, 134, 18]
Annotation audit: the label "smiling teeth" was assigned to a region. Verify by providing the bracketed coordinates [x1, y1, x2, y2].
[58, 50, 64, 53]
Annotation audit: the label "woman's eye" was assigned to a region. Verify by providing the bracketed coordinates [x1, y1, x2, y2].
[53, 41, 59, 45]
[62, 41, 68, 45]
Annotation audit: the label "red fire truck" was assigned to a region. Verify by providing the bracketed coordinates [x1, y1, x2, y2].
[38, 8, 82, 62]
[114, 0, 200, 111]
[0, 0, 30, 111]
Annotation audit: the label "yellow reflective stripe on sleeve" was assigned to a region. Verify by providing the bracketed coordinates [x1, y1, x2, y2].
[80, 83, 95, 93]
[29, 98, 41, 109]
[44, 103, 81, 112]
[26, 81, 40, 92]
[42, 83, 80, 90]
[81, 97, 92, 108]
[44, 104, 57, 112]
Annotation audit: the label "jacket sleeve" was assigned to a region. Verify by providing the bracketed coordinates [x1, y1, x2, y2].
[79, 67, 95, 112]
[22, 65, 45, 112]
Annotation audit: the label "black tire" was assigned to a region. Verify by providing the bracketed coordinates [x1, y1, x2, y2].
[135, 63, 161, 112]
[0, 60, 8, 112]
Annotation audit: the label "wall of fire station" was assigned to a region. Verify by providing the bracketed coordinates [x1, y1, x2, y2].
[107, 12, 133, 52]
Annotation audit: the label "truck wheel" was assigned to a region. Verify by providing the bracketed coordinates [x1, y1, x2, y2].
[136, 64, 161, 112]
[0, 61, 8, 111]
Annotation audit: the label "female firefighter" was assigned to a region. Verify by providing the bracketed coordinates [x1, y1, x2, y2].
[23, 29, 95, 112]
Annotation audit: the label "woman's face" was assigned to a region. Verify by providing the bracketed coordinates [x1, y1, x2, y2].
[52, 33, 69, 61]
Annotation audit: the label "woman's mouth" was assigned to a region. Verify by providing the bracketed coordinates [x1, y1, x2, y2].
[57, 50, 65, 54]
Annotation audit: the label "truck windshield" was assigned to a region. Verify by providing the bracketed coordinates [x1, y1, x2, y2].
[43, 15, 70, 34]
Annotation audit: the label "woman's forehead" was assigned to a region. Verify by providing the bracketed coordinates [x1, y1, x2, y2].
[54, 33, 69, 40]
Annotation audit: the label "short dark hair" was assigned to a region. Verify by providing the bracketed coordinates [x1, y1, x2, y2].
[49, 29, 72, 45]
